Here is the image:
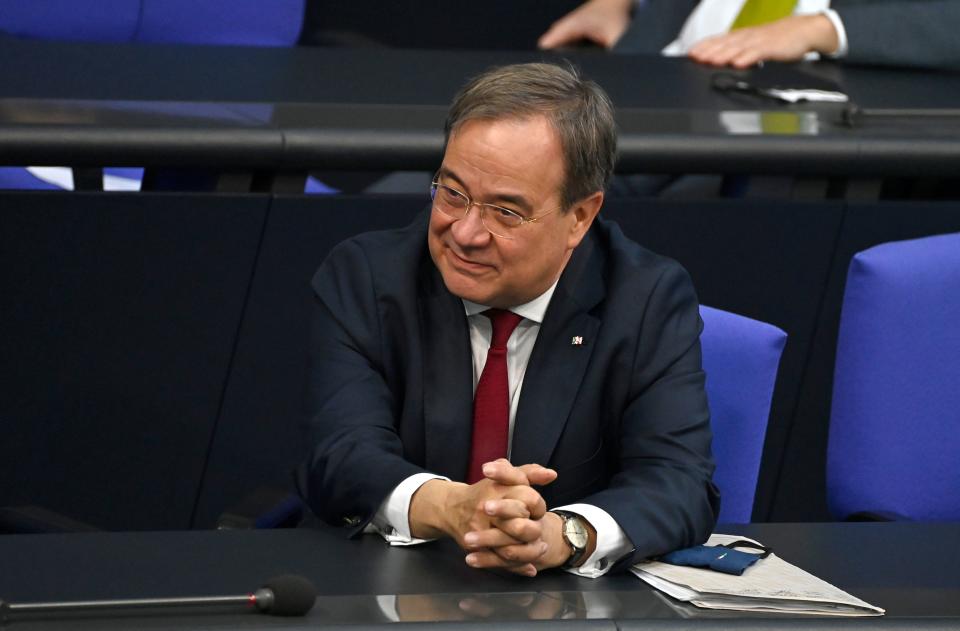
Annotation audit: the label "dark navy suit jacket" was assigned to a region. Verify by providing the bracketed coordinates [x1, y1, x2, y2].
[615, 0, 960, 70]
[298, 213, 720, 566]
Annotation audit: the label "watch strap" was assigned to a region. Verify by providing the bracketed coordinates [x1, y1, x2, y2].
[553, 510, 588, 569]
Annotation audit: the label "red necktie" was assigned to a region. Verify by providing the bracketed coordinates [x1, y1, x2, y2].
[466, 309, 524, 484]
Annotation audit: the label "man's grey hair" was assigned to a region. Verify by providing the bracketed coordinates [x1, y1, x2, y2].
[444, 62, 617, 210]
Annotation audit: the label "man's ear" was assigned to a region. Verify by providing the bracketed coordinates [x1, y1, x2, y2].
[566, 191, 604, 250]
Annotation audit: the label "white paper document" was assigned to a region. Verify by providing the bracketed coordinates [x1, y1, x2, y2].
[631, 534, 884, 617]
[763, 88, 849, 103]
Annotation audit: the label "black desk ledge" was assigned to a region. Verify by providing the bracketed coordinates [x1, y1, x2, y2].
[0, 524, 958, 629]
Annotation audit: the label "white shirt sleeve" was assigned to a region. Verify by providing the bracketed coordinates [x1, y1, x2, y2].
[366, 472, 448, 546]
[821, 9, 848, 58]
[553, 503, 633, 578]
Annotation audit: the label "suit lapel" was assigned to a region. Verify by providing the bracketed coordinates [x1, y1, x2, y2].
[419, 265, 474, 481]
[512, 229, 605, 468]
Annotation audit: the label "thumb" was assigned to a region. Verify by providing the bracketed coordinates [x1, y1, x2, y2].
[517, 463, 558, 486]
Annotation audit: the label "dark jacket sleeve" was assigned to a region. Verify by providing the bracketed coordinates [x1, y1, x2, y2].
[614, 0, 700, 54]
[296, 239, 426, 535]
[581, 262, 720, 565]
[836, 0, 960, 70]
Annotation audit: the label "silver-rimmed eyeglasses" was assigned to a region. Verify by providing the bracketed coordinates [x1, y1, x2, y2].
[430, 179, 562, 240]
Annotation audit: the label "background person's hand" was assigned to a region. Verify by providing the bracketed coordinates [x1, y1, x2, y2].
[538, 0, 634, 50]
[688, 13, 839, 68]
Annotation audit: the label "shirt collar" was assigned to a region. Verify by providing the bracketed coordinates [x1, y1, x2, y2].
[462, 279, 559, 325]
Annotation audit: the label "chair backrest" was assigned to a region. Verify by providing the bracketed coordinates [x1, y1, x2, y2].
[0, 0, 140, 42]
[828, 232, 960, 521]
[699, 305, 787, 523]
[1, 0, 305, 46]
[136, 0, 305, 46]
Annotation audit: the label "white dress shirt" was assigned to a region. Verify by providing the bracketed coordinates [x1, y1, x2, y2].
[661, 0, 848, 59]
[366, 281, 633, 577]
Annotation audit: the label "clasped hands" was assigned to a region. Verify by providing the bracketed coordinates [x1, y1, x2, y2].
[408, 459, 571, 577]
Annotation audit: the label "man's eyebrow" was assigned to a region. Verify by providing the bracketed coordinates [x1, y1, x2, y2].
[491, 192, 532, 213]
[436, 166, 533, 213]
[437, 166, 466, 190]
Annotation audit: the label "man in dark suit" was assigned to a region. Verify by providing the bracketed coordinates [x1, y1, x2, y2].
[298, 63, 719, 577]
[539, 0, 959, 70]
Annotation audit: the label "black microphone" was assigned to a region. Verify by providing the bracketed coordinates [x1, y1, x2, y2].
[0, 574, 316, 619]
[841, 104, 960, 128]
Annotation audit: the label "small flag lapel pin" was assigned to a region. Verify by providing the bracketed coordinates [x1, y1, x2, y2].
[571, 336, 584, 345]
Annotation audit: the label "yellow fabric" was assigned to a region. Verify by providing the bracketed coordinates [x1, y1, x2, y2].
[731, 0, 799, 29]
[760, 112, 801, 135]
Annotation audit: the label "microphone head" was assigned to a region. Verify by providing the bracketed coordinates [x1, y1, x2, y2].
[258, 575, 316, 617]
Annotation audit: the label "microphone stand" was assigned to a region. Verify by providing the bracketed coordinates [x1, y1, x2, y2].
[0, 586, 278, 617]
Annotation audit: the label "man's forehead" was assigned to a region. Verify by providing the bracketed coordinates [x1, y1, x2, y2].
[448, 113, 556, 140]
[443, 117, 563, 178]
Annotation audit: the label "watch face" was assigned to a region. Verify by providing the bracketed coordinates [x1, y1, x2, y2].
[564, 517, 588, 549]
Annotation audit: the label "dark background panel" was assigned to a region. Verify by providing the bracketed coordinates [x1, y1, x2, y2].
[771, 202, 960, 521]
[300, 0, 583, 50]
[0, 192, 269, 530]
[192, 195, 426, 527]
[601, 199, 845, 521]
[6, 192, 957, 531]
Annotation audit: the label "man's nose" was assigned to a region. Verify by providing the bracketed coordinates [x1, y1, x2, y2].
[450, 204, 491, 246]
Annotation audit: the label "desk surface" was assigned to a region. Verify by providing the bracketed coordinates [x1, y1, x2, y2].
[1, 523, 958, 629]
[3, 39, 960, 175]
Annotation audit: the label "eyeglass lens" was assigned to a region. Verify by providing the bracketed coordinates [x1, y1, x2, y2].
[432, 183, 523, 236]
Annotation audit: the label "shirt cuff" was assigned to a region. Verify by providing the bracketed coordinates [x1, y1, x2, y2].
[368, 472, 449, 546]
[820, 9, 848, 58]
[553, 503, 633, 578]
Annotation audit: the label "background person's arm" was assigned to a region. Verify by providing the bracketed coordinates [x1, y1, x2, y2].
[613, 0, 701, 55]
[837, 0, 960, 70]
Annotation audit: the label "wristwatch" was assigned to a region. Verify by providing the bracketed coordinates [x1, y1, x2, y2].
[552, 510, 589, 569]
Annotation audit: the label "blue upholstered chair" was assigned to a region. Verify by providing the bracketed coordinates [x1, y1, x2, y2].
[136, 0, 305, 46]
[0, 1, 304, 45]
[0, 168, 63, 190]
[0, 0, 140, 41]
[699, 305, 787, 523]
[828, 232, 960, 521]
